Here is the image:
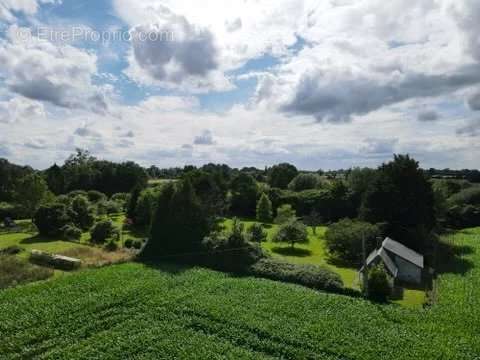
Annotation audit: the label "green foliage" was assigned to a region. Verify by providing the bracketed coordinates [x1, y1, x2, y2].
[14, 173, 50, 218]
[288, 173, 320, 191]
[132, 240, 143, 250]
[124, 238, 134, 249]
[134, 188, 158, 227]
[229, 173, 258, 217]
[103, 239, 119, 252]
[0, 159, 34, 202]
[87, 190, 107, 203]
[144, 180, 209, 258]
[61, 224, 82, 240]
[446, 205, 480, 229]
[346, 167, 377, 213]
[274, 204, 296, 224]
[33, 203, 70, 237]
[448, 186, 480, 206]
[90, 220, 118, 244]
[360, 154, 435, 251]
[0, 255, 53, 290]
[272, 219, 308, 248]
[0, 202, 30, 220]
[97, 200, 123, 215]
[256, 193, 273, 223]
[0, 229, 479, 359]
[303, 210, 322, 234]
[268, 163, 298, 189]
[249, 258, 344, 293]
[126, 185, 142, 221]
[325, 219, 380, 265]
[202, 219, 263, 272]
[185, 170, 228, 218]
[246, 223, 267, 243]
[70, 195, 95, 230]
[366, 263, 392, 302]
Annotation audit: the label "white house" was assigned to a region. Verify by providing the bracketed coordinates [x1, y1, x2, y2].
[361, 237, 424, 285]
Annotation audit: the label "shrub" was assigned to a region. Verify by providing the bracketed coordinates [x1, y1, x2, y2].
[202, 219, 264, 272]
[272, 219, 308, 249]
[67, 190, 88, 198]
[104, 240, 118, 252]
[0, 202, 29, 220]
[70, 195, 95, 230]
[33, 203, 70, 237]
[274, 204, 296, 224]
[0, 245, 23, 256]
[366, 263, 392, 302]
[132, 240, 143, 250]
[0, 255, 53, 289]
[135, 189, 158, 227]
[256, 193, 273, 223]
[87, 190, 107, 203]
[248, 258, 344, 293]
[268, 163, 298, 189]
[246, 223, 267, 243]
[61, 224, 82, 240]
[90, 220, 118, 244]
[288, 173, 320, 191]
[448, 187, 480, 206]
[124, 238, 134, 249]
[325, 219, 380, 265]
[97, 200, 123, 215]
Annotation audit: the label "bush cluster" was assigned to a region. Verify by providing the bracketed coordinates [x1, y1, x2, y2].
[248, 258, 344, 293]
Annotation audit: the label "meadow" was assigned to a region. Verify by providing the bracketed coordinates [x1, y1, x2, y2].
[0, 228, 478, 359]
[223, 219, 425, 307]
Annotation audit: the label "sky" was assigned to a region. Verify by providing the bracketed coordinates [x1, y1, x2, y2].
[0, 0, 479, 170]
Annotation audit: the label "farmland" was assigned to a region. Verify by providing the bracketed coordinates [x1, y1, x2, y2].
[0, 228, 478, 359]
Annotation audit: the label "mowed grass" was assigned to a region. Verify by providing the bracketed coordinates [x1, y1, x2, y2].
[0, 228, 479, 359]
[222, 219, 426, 307]
[0, 216, 134, 276]
[223, 219, 363, 289]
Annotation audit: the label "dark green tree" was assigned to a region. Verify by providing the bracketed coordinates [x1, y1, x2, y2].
[14, 174, 50, 218]
[268, 163, 298, 189]
[126, 185, 142, 221]
[229, 173, 258, 217]
[360, 154, 435, 251]
[143, 180, 209, 258]
[256, 193, 273, 223]
[272, 219, 308, 249]
[70, 195, 95, 230]
[325, 219, 380, 265]
[288, 173, 319, 191]
[274, 204, 296, 224]
[34, 204, 70, 237]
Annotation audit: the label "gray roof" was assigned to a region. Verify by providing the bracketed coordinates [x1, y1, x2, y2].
[382, 237, 424, 269]
[364, 248, 398, 277]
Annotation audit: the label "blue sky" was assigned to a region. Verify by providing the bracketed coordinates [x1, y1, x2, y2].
[0, 0, 479, 170]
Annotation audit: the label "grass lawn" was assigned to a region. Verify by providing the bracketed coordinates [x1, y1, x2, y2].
[0, 215, 135, 280]
[0, 228, 478, 359]
[222, 218, 425, 307]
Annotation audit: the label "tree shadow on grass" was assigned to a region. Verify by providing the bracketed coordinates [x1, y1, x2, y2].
[271, 246, 312, 257]
[436, 240, 475, 276]
[20, 235, 63, 245]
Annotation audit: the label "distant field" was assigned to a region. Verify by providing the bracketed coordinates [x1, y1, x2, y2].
[0, 228, 478, 359]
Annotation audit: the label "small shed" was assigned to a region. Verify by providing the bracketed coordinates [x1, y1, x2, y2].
[361, 237, 424, 285]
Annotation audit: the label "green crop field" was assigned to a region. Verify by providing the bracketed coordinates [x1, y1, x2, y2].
[0, 228, 478, 359]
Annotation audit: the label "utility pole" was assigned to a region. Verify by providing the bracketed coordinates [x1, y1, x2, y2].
[362, 232, 368, 298]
